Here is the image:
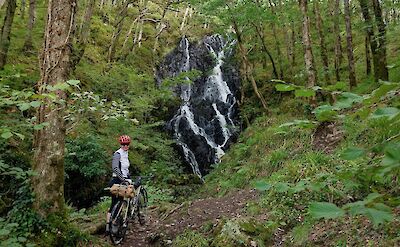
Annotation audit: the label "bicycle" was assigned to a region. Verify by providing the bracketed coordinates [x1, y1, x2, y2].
[105, 176, 149, 245]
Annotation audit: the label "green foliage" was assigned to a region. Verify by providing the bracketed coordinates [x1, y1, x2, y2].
[340, 147, 366, 160]
[308, 202, 345, 219]
[0, 161, 42, 247]
[64, 135, 109, 208]
[173, 230, 209, 247]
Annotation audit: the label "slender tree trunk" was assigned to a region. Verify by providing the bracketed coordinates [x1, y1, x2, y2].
[180, 7, 189, 31]
[360, 0, 380, 81]
[121, 0, 148, 59]
[299, 0, 317, 88]
[232, 18, 268, 111]
[344, 0, 357, 89]
[252, 22, 279, 79]
[268, 0, 284, 79]
[0, 0, 17, 70]
[21, 0, 26, 19]
[71, 0, 95, 70]
[153, 1, 171, 54]
[333, 0, 343, 82]
[290, 21, 296, 70]
[33, 0, 76, 217]
[107, 0, 131, 62]
[22, 0, 36, 52]
[365, 34, 371, 75]
[313, 0, 330, 84]
[372, 0, 389, 80]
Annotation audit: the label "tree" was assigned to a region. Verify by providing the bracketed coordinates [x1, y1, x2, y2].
[299, 0, 317, 88]
[0, 0, 17, 70]
[332, 0, 343, 82]
[71, 0, 96, 70]
[359, 0, 388, 81]
[344, 0, 356, 89]
[32, 0, 76, 216]
[22, 0, 36, 52]
[107, 0, 132, 62]
[227, 3, 268, 111]
[313, 0, 330, 84]
[268, 0, 284, 79]
[371, 0, 388, 80]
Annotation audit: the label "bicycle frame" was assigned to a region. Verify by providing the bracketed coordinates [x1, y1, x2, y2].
[107, 178, 148, 245]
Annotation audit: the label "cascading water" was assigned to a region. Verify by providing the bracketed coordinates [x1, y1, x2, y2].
[156, 35, 240, 180]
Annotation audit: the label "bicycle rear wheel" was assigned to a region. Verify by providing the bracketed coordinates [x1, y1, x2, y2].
[109, 200, 128, 245]
[137, 187, 148, 225]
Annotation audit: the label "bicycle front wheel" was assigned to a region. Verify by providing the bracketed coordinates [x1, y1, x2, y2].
[137, 187, 148, 225]
[109, 200, 128, 245]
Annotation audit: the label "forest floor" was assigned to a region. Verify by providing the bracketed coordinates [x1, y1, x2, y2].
[101, 189, 259, 246]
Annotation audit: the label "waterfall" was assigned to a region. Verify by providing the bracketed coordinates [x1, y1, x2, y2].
[158, 35, 240, 180]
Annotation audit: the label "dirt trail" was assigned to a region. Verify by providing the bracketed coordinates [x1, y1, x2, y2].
[105, 189, 259, 247]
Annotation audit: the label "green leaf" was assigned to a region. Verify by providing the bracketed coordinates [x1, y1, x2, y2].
[371, 107, 399, 120]
[275, 84, 295, 92]
[34, 122, 50, 130]
[295, 89, 316, 98]
[363, 82, 399, 106]
[334, 92, 363, 109]
[30, 101, 41, 108]
[309, 202, 345, 219]
[312, 105, 338, 122]
[18, 103, 31, 111]
[0, 228, 10, 236]
[343, 201, 367, 215]
[341, 147, 366, 160]
[254, 181, 271, 191]
[365, 208, 393, 227]
[1, 132, 13, 139]
[275, 182, 290, 193]
[13, 133, 25, 140]
[67, 80, 80, 86]
[292, 180, 307, 193]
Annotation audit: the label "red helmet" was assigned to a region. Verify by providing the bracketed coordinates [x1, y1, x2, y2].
[118, 135, 131, 145]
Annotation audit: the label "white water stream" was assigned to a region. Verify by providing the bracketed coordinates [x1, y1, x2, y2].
[170, 36, 237, 180]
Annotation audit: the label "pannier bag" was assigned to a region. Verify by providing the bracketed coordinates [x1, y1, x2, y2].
[110, 184, 135, 198]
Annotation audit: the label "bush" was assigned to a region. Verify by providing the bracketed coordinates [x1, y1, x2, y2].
[65, 135, 109, 208]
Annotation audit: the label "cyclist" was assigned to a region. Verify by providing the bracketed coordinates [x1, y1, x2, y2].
[106, 135, 132, 234]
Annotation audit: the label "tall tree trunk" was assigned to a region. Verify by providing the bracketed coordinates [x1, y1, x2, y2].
[252, 22, 279, 79]
[333, 0, 343, 82]
[344, 0, 357, 89]
[359, 0, 380, 81]
[365, 35, 371, 75]
[299, 0, 317, 88]
[268, 0, 284, 79]
[231, 18, 268, 111]
[20, 0, 26, 19]
[180, 7, 189, 31]
[372, 0, 389, 80]
[121, 0, 148, 59]
[313, 0, 330, 84]
[107, 0, 131, 62]
[22, 0, 36, 52]
[290, 21, 296, 71]
[71, 0, 95, 70]
[33, 0, 76, 217]
[0, 0, 17, 70]
[153, 1, 172, 54]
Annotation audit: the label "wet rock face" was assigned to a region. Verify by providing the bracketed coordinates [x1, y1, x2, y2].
[156, 35, 241, 178]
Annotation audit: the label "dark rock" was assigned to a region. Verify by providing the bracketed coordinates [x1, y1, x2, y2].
[156, 35, 241, 178]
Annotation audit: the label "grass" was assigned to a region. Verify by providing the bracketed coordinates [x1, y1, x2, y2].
[188, 89, 400, 246]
